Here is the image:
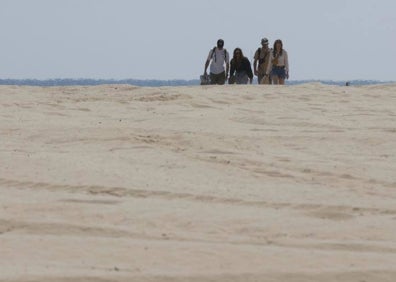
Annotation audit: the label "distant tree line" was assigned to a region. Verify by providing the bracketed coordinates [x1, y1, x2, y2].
[0, 78, 200, 87]
[0, 78, 391, 87]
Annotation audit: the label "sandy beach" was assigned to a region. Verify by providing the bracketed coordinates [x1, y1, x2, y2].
[1, 83, 396, 282]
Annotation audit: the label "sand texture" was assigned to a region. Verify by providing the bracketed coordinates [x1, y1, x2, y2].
[1, 83, 396, 281]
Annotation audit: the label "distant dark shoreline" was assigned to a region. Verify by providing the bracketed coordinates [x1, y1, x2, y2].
[0, 78, 393, 87]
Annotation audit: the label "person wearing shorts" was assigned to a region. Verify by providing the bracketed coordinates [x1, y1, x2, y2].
[204, 39, 230, 85]
[253, 38, 272, 84]
[266, 39, 289, 85]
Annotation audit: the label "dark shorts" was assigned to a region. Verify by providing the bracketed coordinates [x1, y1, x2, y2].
[271, 66, 286, 79]
[210, 71, 226, 85]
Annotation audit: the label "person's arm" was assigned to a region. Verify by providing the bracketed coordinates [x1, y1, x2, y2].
[253, 50, 259, 76]
[225, 50, 230, 78]
[204, 50, 213, 74]
[204, 60, 210, 75]
[229, 59, 235, 77]
[265, 52, 273, 76]
[245, 58, 254, 84]
[284, 50, 289, 79]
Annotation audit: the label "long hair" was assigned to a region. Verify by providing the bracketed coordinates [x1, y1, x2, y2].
[273, 39, 283, 57]
[233, 48, 244, 62]
[231, 47, 244, 67]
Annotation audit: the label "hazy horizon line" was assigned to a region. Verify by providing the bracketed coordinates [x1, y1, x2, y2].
[1, 78, 394, 87]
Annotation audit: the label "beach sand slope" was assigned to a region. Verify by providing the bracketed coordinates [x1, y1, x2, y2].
[1, 83, 396, 281]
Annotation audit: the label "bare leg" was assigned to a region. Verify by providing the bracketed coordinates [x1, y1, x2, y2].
[279, 78, 285, 85]
[258, 73, 264, 84]
[272, 76, 279, 85]
[262, 76, 271, 84]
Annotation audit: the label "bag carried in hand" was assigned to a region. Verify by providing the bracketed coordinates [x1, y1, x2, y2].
[200, 74, 211, 85]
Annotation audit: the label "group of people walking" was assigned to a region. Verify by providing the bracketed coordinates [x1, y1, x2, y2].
[203, 38, 289, 85]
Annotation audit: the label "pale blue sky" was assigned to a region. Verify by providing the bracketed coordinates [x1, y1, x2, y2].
[1, 0, 395, 81]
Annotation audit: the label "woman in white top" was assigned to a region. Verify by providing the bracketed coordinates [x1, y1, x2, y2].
[266, 39, 289, 85]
